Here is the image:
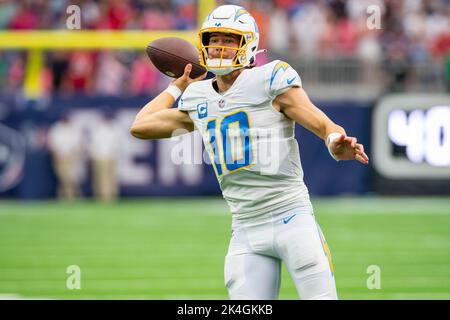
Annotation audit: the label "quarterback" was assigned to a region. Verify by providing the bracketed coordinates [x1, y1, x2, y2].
[131, 5, 369, 299]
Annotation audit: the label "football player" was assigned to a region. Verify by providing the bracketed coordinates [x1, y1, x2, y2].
[131, 5, 369, 299]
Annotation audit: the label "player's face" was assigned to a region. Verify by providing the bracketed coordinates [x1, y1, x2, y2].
[208, 33, 241, 60]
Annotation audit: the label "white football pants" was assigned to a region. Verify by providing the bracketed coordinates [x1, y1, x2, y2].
[224, 208, 337, 300]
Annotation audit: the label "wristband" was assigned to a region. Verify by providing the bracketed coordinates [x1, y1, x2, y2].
[165, 84, 182, 100]
[327, 132, 342, 161]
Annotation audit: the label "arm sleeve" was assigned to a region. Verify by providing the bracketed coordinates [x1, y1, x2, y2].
[265, 60, 302, 99]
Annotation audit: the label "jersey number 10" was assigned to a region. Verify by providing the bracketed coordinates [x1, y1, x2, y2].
[206, 111, 253, 175]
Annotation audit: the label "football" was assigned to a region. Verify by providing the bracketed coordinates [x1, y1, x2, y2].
[146, 37, 207, 79]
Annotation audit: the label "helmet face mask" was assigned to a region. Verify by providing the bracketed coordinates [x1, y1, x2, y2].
[199, 28, 254, 74]
[198, 5, 260, 76]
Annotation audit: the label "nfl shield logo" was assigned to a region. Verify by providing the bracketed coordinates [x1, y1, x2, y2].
[197, 102, 208, 119]
[218, 99, 225, 109]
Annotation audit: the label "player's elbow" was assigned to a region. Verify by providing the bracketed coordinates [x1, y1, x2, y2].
[130, 123, 144, 139]
[130, 121, 154, 140]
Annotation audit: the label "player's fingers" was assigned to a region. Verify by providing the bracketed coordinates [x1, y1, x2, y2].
[345, 137, 357, 148]
[355, 154, 364, 163]
[183, 64, 192, 78]
[363, 152, 369, 162]
[332, 134, 346, 148]
[355, 143, 364, 154]
[357, 150, 369, 162]
[355, 153, 369, 164]
[357, 146, 369, 164]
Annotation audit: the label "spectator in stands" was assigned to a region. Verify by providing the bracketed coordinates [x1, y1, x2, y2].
[0, 0, 15, 29]
[381, 25, 412, 92]
[290, 1, 327, 57]
[8, 1, 40, 30]
[175, 1, 196, 30]
[7, 53, 25, 94]
[94, 51, 129, 96]
[1, 0, 450, 95]
[80, 0, 102, 29]
[140, 7, 176, 30]
[268, 4, 290, 53]
[129, 53, 163, 96]
[49, 51, 70, 95]
[67, 51, 96, 94]
[106, 0, 134, 29]
[431, 29, 450, 91]
[0, 52, 6, 92]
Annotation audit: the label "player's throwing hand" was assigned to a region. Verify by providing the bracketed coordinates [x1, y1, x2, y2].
[172, 64, 208, 92]
[329, 134, 369, 164]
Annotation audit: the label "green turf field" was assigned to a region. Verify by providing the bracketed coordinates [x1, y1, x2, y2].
[0, 197, 449, 300]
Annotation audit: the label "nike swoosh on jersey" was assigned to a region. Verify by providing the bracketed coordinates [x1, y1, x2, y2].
[282, 214, 297, 224]
[287, 77, 296, 85]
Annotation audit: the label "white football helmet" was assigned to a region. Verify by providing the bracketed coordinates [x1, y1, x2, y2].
[199, 5, 262, 75]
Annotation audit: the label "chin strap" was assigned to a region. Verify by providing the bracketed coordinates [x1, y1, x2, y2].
[248, 49, 267, 66]
[254, 49, 267, 56]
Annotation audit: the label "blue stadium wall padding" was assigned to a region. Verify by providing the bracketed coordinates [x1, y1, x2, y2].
[0, 96, 373, 199]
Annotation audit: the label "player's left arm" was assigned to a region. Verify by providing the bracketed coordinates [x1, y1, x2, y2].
[273, 86, 369, 164]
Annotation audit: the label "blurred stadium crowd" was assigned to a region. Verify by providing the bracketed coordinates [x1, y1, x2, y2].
[0, 0, 449, 97]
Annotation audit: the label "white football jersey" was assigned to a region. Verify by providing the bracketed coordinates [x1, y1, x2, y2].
[178, 60, 312, 220]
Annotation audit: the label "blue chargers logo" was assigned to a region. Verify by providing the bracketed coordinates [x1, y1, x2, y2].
[197, 102, 208, 119]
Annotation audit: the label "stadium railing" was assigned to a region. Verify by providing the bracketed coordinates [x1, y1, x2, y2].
[269, 53, 448, 101]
